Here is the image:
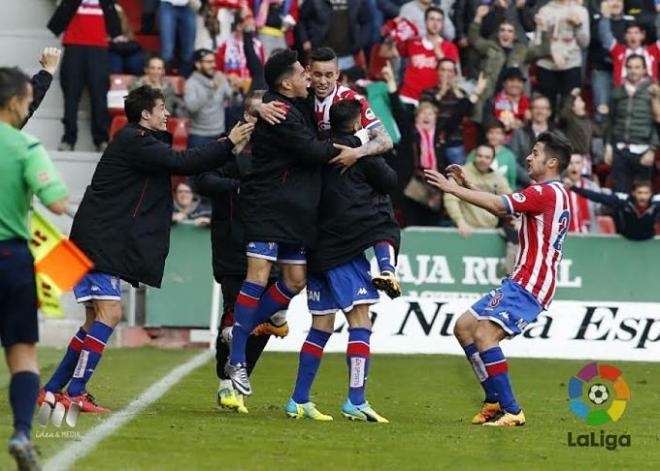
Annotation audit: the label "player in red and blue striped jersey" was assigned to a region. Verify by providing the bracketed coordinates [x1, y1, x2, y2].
[426, 131, 572, 427]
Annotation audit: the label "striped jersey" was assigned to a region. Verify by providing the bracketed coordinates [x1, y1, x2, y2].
[313, 83, 380, 134]
[501, 180, 571, 309]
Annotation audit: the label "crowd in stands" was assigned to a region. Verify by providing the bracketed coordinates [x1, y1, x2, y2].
[48, 0, 660, 240]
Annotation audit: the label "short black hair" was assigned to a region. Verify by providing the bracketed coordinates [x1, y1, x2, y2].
[124, 85, 165, 123]
[437, 57, 456, 70]
[0, 67, 30, 109]
[625, 22, 646, 34]
[310, 47, 337, 64]
[145, 54, 165, 68]
[264, 49, 298, 91]
[476, 143, 496, 158]
[485, 119, 506, 132]
[535, 131, 572, 173]
[625, 53, 646, 68]
[329, 99, 361, 134]
[632, 179, 652, 191]
[192, 48, 214, 63]
[425, 6, 444, 21]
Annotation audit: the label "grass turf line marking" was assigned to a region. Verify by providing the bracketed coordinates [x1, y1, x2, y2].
[45, 350, 213, 471]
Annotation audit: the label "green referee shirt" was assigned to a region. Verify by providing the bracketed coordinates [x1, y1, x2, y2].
[0, 122, 68, 241]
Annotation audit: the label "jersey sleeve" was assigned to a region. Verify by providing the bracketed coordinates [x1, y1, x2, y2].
[501, 185, 547, 216]
[358, 95, 380, 129]
[22, 139, 68, 206]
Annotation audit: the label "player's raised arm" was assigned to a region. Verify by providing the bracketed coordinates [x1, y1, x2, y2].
[425, 169, 507, 217]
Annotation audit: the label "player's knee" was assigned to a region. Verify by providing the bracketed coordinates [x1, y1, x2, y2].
[282, 275, 306, 293]
[345, 305, 371, 329]
[94, 300, 123, 327]
[312, 314, 335, 332]
[5, 343, 39, 374]
[453, 312, 473, 340]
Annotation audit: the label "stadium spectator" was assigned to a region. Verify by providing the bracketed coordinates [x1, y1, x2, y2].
[606, 54, 657, 192]
[399, 0, 456, 40]
[129, 55, 185, 116]
[468, 5, 550, 126]
[444, 144, 511, 237]
[184, 48, 241, 148]
[141, 0, 160, 34]
[297, 0, 370, 71]
[108, 4, 145, 76]
[216, 7, 266, 85]
[599, 5, 660, 87]
[172, 181, 211, 226]
[47, 0, 123, 152]
[385, 63, 444, 225]
[255, 0, 299, 58]
[160, 0, 198, 77]
[535, 0, 590, 112]
[589, 0, 630, 122]
[490, 67, 530, 135]
[558, 88, 604, 176]
[563, 153, 601, 233]
[420, 64, 487, 165]
[399, 6, 459, 106]
[1, 66, 69, 471]
[570, 180, 660, 240]
[623, 0, 658, 42]
[509, 95, 560, 186]
[466, 120, 518, 190]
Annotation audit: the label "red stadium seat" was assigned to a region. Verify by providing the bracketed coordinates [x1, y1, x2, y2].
[167, 117, 190, 151]
[165, 75, 186, 97]
[108, 74, 135, 116]
[597, 215, 617, 234]
[109, 115, 128, 141]
[462, 118, 479, 153]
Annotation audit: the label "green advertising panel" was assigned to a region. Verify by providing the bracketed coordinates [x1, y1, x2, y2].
[145, 226, 660, 327]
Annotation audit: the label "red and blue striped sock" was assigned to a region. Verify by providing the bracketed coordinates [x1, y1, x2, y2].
[463, 343, 498, 403]
[229, 281, 265, 365]
[347, 328, 371, 405]
[291, 328, 332, 403]
[480, 346, 520, 414]
[45, 327, 87, 392]
[254, 280, 296, 325]
[374, 241, 396, 274]
[67, 322, 114, 397]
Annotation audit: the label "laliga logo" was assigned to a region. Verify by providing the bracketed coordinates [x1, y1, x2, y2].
[567, 362, 630, 425]
[566, 362, 632, 450]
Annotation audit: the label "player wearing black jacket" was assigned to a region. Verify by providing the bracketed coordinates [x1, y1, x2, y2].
[285, 99, 398, 423]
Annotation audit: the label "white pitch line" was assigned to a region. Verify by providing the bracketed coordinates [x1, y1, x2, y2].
[45, 350, 213, 471]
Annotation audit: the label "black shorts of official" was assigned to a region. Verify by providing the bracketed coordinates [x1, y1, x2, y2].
[0, 239, 39, 347]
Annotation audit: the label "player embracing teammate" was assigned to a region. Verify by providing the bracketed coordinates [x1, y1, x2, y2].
[426, 131, 572, 427]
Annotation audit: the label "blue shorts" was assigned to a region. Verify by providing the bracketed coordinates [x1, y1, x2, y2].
[73, 271, 122, 304]
[469, 278, 543, 337]
[0, 240, 39, 347]
[307, 254, 380, 315]
[246, 241, 306, 265]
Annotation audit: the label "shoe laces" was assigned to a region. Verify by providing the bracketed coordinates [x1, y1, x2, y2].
[83, 392, 99, 406]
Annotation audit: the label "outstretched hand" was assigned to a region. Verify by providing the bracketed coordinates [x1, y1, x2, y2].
[424, 168, 459, 193]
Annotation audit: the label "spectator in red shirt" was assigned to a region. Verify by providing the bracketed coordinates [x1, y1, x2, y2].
[399, 6, 459, 106]
[47, 0, 123, 152]
[216, 8, 266, 86]
[563, 153, 601, 234]
[599, 2, 660, 87]
[491, 67, 529, 136]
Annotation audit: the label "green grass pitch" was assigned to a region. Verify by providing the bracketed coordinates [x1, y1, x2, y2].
[1, 348, 658, 470]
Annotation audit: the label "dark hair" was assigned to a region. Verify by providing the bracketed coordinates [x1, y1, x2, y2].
[192, 48, 214, 63]
[0, 67, 30, 109]
[425, 6, 444, 21]
[625, 22, 646, 34]
[145, 54, 165, 68]
[535, 131, 572, 173]
[625, 53, 646, 68]
[244, 89, 266, 116]
[329, 99, 361, 133]
[310, 47, 337, 64]
[531, 93, 551, 107]
[476, 143, 496, 158]
[124, 85, 166, 123]
[631, 179, 652, 191]
[485, 119, 506, 132]
[264, 49, 298, 90]
[437, 58, 456, 70]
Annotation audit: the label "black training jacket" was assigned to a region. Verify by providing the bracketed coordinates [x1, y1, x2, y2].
[307, 133, 401, 273]
[70, 123, 234, 287]
[239, 92, 339, 247]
